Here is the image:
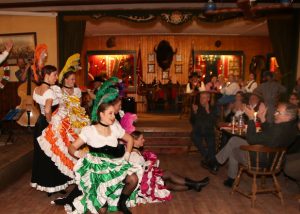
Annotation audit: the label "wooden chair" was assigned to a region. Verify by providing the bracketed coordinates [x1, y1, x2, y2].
[232, 145, 286, 207]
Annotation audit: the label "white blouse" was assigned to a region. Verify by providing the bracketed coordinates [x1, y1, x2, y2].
[52, 86, 82, 103]
[79, 122, 125, 148]
[129, 152, 146, 166]
[33, 88, 59, 115]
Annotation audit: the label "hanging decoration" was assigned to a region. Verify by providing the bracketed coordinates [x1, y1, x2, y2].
[160, 11, 193, 25]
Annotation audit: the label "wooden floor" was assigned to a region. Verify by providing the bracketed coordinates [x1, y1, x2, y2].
[0, 114, 299, 213]
[0, 153, 299, 214]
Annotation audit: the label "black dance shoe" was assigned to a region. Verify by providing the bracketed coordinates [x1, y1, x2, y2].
[185, 177, 209, 192]
[51, 197, 68, 206]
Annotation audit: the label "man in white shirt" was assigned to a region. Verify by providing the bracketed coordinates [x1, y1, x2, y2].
[218, 73, 240, 105]
[243, 72, 258, 93]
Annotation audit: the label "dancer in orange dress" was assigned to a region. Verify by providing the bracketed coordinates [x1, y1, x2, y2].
[37, 54, 90, 179]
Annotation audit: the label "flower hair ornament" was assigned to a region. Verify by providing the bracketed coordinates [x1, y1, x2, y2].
[91, 76, 119, 122]
[32, 44, 48, 82]
[58, 53, 81, 84]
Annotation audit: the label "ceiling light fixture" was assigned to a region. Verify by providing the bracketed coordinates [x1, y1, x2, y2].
[205, 0, 217, 12]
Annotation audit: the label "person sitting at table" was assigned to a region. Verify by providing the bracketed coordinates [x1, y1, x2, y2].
[186, 72, 205, 94]
[205, 75, 221, 93]
[203, 102, 298, 188]
[190, 91, 218, 166]
[289, 92, 300, 107]
[224, 91, 246, 123]
[242, 72, 258, 94]
[218, 73, 240, 106]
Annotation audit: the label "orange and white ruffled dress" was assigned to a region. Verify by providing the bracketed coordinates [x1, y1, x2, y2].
[38, 86, 90, 179]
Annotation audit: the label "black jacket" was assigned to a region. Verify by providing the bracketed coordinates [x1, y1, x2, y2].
[190, 104, 217, 135]
[246, 120, 298, 148]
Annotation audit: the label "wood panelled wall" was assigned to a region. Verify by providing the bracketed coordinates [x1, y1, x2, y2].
[79, 35, 272, 86]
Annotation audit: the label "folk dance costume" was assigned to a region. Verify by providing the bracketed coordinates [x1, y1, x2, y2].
[37, 86, 90, 178]
[37, 53, 89, 179]
[129, 151, 172, 204]
[71, 78, 141, 214]
[121, 113, 171, 204]
[72, 124, 141, 213]
[31, 87, 73, 192]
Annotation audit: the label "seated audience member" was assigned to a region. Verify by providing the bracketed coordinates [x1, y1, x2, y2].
[289, 93, 300, 117]
[224, 91, 246, 123]
[204, 102, 298, 188]
[205, 75, 221, 93]
[218, 73, 240, 105]
[289, 93, 300, 107]
[248, 93, 265, 111]
[243, 72, 258, 94]
[190, 91, 218, 164]
[186, 72, 205, 94]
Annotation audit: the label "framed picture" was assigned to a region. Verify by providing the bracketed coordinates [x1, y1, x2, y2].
[148, 63, 155, 73]
[162, 71, 169, 79]
[175, 54, 182, 62]
[175, 64, 182, 73]
[0, 32, 37, 65]
[148, 53, 155, 62]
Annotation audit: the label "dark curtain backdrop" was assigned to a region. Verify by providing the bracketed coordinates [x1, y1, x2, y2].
[267, 13, 299, 93]
[58, 14, 86, 71]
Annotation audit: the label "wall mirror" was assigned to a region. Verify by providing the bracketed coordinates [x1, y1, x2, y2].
[193, 50, 245, 82]
[86, 50, 136, 91]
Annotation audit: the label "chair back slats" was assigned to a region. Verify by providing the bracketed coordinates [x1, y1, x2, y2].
[240, 145, 286, 173]
[256, 152, 259, 171]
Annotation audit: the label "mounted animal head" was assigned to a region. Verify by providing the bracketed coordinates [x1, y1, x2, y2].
[154, 40, 177, 71]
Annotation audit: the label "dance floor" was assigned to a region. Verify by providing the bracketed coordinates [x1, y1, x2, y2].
[0, 153, 299, 214]
[0, 113, 299, 213]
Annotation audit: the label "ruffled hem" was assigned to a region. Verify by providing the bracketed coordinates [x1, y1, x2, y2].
[30, 180, 74, 193]
[72, 153, 142, 213]
[138, 151, 172, 203]
[38, 127, 76, 178]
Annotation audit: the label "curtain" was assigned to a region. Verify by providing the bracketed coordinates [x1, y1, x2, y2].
[267, 13, 299, 93]
[58, 14, 86, 70]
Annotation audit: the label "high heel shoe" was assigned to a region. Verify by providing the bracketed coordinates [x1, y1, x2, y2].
[185, 177, 209, 192]
[51, 197, 68, 206]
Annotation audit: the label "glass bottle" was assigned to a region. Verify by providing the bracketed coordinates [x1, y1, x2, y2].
[238, 115, 244, 134]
